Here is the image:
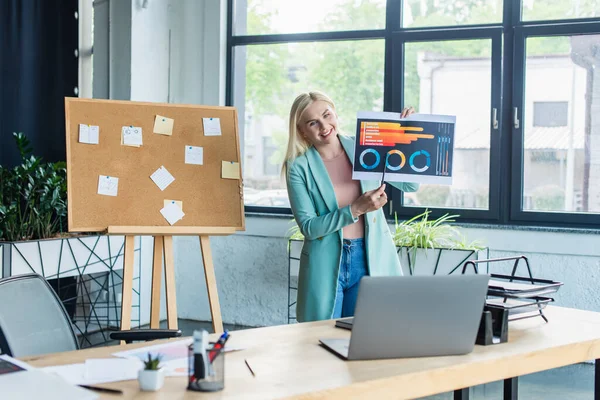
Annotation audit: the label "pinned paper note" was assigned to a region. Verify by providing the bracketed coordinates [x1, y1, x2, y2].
[160, 201, 185, 225]
[98, 175, 119, 196]
[78, 124, 99, 144]
[203, 117, 222, 136]
[185, 145, 203, 165]
[164, 199, 183, 212]
[150, 166, 175, 191]
[153, 115, 174, 136]
[122, 126, 143, 146]
[222, 161, 240, 179]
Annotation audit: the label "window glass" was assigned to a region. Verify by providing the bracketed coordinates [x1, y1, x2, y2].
[234, 0, 386, 36]
[404, 39, 493, 209]
[402, 0, 503, 28]
[234, 40, 385, 207]
[521, 0, 600, 21]
[522, 35, 600, 213]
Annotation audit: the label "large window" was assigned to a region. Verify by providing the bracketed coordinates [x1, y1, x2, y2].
[228, 0, 600, 228]
[519, 34, 600, 215]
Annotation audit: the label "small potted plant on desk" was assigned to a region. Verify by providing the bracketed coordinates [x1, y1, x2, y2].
[138, 353, 165, 392]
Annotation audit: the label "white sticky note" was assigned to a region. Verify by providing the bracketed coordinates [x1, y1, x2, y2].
[164, 199, 183, 212]
[122, 126, 143, 146]
[203, 117, 222, 136]
[160, 202, 185, 225]
[150, 166, 175, 191]
[78, 124, 99, 144]
[185, 145, 203, 165]
[98, 175, 119, 196]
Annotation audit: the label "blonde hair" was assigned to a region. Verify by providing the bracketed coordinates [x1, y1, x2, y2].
[281, 90, 337, 176]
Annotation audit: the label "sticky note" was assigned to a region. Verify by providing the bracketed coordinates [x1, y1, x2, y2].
[222, 161, 240, 179]
[203, 117, 222, 136]
[79, 124, 99, 144]
[150, 166, 175, 191]
[164, 199, 183, 212]
[160, 202, 185, 225]
[97, 175, 119, 196]
[122, 126, 143, 147]
[185, 145, 203, 165]
[153, 115, 174, 136]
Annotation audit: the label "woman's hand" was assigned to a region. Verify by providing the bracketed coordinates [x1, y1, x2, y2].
[350, 184, 388, 218]
[401, 106, 415, 118]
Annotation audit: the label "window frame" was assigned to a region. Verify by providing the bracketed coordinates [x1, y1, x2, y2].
[510, 21, 600, 227]
[226, 0, 600, 228]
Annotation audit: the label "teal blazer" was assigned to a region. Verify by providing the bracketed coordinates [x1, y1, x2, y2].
[286, 135, 419, 322]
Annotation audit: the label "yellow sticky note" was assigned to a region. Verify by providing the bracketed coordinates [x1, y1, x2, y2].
[164, 199, 183, 212]
[153, 115, 174, 135]
[222, 161, 240, 179]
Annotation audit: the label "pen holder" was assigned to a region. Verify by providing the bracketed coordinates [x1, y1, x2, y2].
[476, 307, 509, 346]
[187, 343, 225, 392]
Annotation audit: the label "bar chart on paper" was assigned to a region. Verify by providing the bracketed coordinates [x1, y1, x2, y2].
[352, 112, 456, 185]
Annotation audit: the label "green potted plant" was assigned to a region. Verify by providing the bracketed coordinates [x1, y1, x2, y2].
[393, 210, 485, 275]
[0, 132, 138, 343]
[138, 353, 165, 391]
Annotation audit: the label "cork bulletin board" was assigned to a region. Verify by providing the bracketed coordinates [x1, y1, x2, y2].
[65, 98, 245, 232]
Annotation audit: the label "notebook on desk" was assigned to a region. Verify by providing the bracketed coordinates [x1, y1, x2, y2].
[320, 275, 490, 361]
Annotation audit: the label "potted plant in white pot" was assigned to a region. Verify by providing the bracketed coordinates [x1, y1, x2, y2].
[393, 210, 486, 276]
[138, 353, 165, 391]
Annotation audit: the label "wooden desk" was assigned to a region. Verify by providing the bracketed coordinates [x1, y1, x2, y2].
[24, 306, 600, 399]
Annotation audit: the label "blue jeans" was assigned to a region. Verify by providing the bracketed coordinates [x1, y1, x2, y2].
[332, 238, 368, 319]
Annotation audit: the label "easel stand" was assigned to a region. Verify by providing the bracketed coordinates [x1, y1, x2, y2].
[108, 226, 237, 339]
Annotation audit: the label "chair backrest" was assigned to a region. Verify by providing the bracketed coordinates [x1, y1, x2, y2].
[0, 274, 78, 357]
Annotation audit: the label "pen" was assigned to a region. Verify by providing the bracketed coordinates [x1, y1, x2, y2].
[244, 359, 256, 377]
[78, 384, 123, 394]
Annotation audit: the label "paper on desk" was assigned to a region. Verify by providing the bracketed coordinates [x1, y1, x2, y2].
[42, 359, 143, 385]
[150, 166, 175, 191]
[112, 337, 244, 364]
[154, 115, 174, 135]
[160, 201, 185, 225]
[78, 124, 99, 144]
[0, 369, 97, 400]
[203, 117, 222, 136]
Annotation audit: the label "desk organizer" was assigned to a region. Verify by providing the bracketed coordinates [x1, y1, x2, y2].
[464, 255, 563, 345]
[187, 342, 225, 392]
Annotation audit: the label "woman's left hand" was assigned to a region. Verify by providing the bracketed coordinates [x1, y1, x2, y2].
[401, 106, 415, 118]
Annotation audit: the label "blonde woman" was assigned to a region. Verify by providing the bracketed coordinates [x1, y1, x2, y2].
[284, 91, 419, 322]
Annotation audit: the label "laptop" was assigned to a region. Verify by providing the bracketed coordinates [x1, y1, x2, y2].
[319, 274, 490, 360]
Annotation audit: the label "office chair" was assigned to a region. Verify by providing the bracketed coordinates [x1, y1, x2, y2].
[0, 273, 181, 357]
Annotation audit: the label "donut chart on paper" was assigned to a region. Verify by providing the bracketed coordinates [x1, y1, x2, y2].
[385, 150, 406, 171]
[409, 150, 431, 172]
[359, 148, 380, 170]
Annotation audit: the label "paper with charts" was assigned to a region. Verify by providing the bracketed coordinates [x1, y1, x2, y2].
[352, 112, 456, 185]
[150, 166, 175, 191]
